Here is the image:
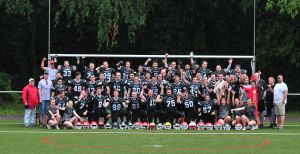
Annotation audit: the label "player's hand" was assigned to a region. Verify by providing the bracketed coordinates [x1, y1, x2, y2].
[42, 58, 47, 61]
[228, 58, 233, 64]
[147, 58, 152, 62]
[231, 109, 234, 113]
[83, 111, 87, 116]
[165, 53, 169, 57]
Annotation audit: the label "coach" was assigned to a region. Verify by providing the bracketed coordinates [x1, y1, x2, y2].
[274, 75, 288, 129]
[22, 78, 40, 127]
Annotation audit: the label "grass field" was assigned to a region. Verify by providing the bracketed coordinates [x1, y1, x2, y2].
[1, 120, 300, 154]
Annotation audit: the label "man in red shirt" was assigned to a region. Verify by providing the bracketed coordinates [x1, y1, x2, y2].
[22, 78, 40, 127]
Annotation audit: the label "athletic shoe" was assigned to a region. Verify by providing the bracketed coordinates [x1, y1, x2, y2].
[251, 126, 255, 130]
[46, 124, 51, 129]
[242, 127, 246, 131]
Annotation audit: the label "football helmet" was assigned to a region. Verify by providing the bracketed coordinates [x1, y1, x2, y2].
[235, 123, 243, 131]
[104, 122, 112, 129]
[75, 121, 83, 129]
[149, 122, 156, 130]
[156, 123, 163, 130]
[134, 122, 142, 129]
[141, 122, 149, 129]
[180, 122, 188, 130]
[98, 121, 105, 129]
[82, 121, 90, 129]
[214, 122, 222, 130]
[223, 123, 231, 130]
[173, 123, 181, 130]
[127, 122, 133, 129]
[197, 121, 205, 130]
[188, 122, 197, 130]
[205, 122, 213, 130]
[90, 121, 98, 129]
[164, 122, 172, 130]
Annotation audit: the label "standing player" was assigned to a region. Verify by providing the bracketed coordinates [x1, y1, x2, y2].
[146, 76, 161, 96]
[58, 60, 77, 82]
[101, 61, 115, 80]
[51, 78, 67, 96]
[171, 76, 185, 96]
[143, 58, 161, 77]
[117, 61, 135, 80]
[67, 72, 86, 100]
[85, 75, 97, 96]
[127, 75, 143, 97]
[107, 72, 127, 97]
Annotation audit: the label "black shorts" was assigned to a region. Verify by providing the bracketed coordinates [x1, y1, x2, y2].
[258, 100, 265, 112]
[201, 114, 215, 123]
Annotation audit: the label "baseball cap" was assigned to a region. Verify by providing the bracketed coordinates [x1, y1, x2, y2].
[44, 70, 49, 74]
[50, 60, 55, 64]
[28, 78, 35, 82]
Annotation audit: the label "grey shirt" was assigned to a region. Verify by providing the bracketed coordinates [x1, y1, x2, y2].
[38, 79, 52, 100]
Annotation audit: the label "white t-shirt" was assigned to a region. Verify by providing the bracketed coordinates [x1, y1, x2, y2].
[45, 67, 58, 81]
[274, 82, 288, 104]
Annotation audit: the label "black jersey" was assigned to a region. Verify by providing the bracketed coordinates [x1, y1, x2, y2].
[162, 95, 177, 112]
[147, 67, 161, 77]
[147, 82, 160, 96]
[189, 82, 202, 96]
[128, 97, 142, 111]
[118, 66, 135, 80]
[217, 104, 230, 119]
[102, 68, 115, 80]
[84, 67, 97, 80]
[75, 96, 92, 114]
[171, 82, 185, 95]
[197, 68, 212, 77]
[169, 68, 180, 79]
[61, 66, 75, 81]
[130, 82, 142, 95]
[107, 78, 125, 97]
[89, 94, 106, 112]
[55, 96, 69, 108]
[108, 97, 125, 112]
[181, 95, 196, 111]
[184, 70, 193, 81]
[67, 79, 86, 97]
[199, 100, 215, 116]
[144, 94, 157, 111]
[85, 81, 97, 95]
[51, 84, 67, 96]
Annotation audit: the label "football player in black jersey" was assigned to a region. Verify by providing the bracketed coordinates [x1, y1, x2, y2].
[74, 91, 92, 119]
[126, 92, 145, 123]
[156, 88, 184, 124]
[67, 72, 86, 100]
[96, 72, 108, 96]
[107, 72, 126, 97]
[171, 76, 185, 96]
[85, 74, 97, 96]
[51, 78, 67, 96]
[127, 75, 142, 97]
[198, 95, 216, 123]
[51, 72, 63, 87]
[117, 61, 135, 80]
[58, 60, 77, 82]
[177, 90, 198, 123]
[101, 61, 115, 80]
[88, 86, 110, 123]
[146, 76, 161, 96]
[54, 90, 69, 117]
[140, 88, 162, 124]
[106, 90, 130, 124]
[143, 58, 161, 77]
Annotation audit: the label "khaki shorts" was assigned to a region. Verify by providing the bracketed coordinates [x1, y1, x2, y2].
[275, 103, 286, 116]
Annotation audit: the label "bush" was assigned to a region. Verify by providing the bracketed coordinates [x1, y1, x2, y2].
[0, 72, 19, 104]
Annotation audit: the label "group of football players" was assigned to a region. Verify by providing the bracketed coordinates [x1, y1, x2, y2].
[45, 54, 266, 130]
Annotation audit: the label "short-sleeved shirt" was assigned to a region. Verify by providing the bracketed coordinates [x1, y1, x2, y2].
[38, 79, 52, 100]
[47, 105, 58, 115]
[45, 67, 59, 81]
[63, 107, 74, 121]
[274, 82, 288, 104]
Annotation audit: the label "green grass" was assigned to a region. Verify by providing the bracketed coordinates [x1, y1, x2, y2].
[0, 120, 300, 154]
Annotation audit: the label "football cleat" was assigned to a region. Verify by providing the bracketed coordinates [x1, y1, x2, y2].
[180, 122, 188, 130]
[156, 123, 163, 130]
[82, 121, 90, 129]
[104, 122, 112, 129]
[205, 122, 213, 130]
[90, 121, 98, 129]
[120, 122, 127, 130]
[112, 122, 119, 129]
[164, 122, 172, 130]
[223, 123, 231, 130]
[134, 122, 142, 129]
[173, 123, 181, 130]
[235, 123, 243, 131]
[98, 121, 105, 129]
[197, 121, 205, 130]
[214, 122, 222, 130]
[75, 121, 83, 129]
[149, 122, 156, 130]
[188, 122, 197, 130]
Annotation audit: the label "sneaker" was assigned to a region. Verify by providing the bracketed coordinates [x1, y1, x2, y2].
[242, 127, 246, 131]
[55, 125, 60, 130]
[251, 126, 255, 130]
[46, 124, 51, 129]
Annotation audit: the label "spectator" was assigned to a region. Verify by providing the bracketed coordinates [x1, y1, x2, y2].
[255, 72, 267, 128]
[22, 78, 40, 127]
[274, 75, 288, 129]
[38, 70, 53, 127]
[265, 76, 276, 128]
[41, 58, 58, 81]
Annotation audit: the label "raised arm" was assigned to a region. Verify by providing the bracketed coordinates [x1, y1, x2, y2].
[41, 58, 47, 71]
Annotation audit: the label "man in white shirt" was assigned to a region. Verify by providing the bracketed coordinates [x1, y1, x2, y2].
[273, 75, 288, 129]
[41, 58, 58, 81]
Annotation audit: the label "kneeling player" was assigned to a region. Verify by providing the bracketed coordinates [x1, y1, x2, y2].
[62, 100, 83, 128]
[216, 97, 231, 125]
[126, 92, 146, 123]
[198, 95, 216, 123]
[47, 97, 61, 129]
[74, 91, 92, 120]
[156, 88, 184, 124]
[140, 88, 162, 124]
[231, 99, 257, 130]
[88, 87, 111, 123]
[178, 90, 198, 123]
[106, 90, 130, 124]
